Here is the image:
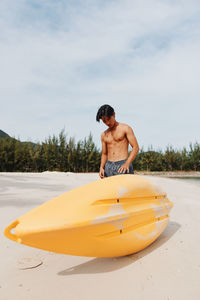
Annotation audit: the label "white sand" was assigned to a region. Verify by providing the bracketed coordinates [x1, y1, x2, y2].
[0, 172, 200, 300]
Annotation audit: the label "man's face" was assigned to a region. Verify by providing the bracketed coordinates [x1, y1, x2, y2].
[101, 114, 115, 128]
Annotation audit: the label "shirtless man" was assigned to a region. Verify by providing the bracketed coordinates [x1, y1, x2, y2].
[96, 104, 139, 179]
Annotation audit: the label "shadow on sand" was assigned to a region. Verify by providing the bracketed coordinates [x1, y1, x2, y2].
[57, 221, 180, 276]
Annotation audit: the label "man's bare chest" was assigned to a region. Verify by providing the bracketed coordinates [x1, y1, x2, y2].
[104, 131, 126, 144]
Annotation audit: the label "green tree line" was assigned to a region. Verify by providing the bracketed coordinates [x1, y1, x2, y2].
[0, 130, 199, 172]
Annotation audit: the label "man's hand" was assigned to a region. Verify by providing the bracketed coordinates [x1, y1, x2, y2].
[118, 162, 130, 174]
[99, 167, 105, 179]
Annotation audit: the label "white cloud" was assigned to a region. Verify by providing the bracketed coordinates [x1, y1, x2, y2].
[0, 0, 200, 149]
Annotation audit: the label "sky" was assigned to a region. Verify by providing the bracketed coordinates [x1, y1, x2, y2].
[0, 0, 200, 151]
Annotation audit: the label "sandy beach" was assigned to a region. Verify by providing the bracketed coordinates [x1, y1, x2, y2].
[1, 172, 200, 300]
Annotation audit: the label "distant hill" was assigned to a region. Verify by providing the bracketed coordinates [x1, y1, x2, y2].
[0, 129, 10, 138]
[0, 129, 36, 146]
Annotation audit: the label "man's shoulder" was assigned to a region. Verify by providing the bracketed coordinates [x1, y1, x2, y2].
[118, 122, 132, 131]
[101, 129, 109, 136]
[101, 130, 109, 139]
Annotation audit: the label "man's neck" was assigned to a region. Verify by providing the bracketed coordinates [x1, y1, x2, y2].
[110, 121, 119, 130]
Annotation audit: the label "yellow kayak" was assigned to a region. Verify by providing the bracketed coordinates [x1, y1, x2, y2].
[4, 175, 173, 257]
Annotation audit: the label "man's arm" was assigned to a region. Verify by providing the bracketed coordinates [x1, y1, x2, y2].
[118, 126, 139, 174]
[125, 126, 139, 165]
[99, 133, 107, 178]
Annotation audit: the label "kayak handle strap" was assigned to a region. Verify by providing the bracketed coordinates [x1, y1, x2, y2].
[4, 220, 20, 242]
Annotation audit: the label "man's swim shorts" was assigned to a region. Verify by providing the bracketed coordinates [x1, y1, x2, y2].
[104, 159, 134, 177]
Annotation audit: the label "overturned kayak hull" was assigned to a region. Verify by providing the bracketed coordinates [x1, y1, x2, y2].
[4, 175, 173, 257]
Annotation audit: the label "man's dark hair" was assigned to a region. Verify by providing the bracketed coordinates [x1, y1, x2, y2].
[96, 104, 114, 122]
